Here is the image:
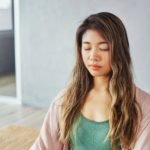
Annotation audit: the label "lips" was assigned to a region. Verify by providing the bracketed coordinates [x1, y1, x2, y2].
[89, 64, 102, 70]
[89, 64, 102, 68]
[90, 64, 101, 68]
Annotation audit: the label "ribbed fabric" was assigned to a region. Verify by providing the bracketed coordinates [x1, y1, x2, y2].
[70, 113, 121, 150]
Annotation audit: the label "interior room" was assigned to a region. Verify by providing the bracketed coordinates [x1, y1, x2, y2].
[0, 0, 149, 149]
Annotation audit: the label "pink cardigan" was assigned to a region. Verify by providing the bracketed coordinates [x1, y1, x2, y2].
[30, 87, 150, 150]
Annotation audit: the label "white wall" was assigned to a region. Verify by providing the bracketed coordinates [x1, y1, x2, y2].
[19, 0, 150, 107]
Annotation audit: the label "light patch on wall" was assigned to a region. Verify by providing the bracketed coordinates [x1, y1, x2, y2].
[0, 0, 12, 30]
[0, 0, 11, 9]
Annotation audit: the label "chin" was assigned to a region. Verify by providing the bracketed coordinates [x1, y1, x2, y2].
[89, 72, 104, 77]
[89, 70, 110, 77]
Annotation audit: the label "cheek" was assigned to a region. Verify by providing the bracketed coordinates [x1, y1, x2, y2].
[81, 51, 88, 63]
[107, 60, 112, 71]
[103, 54, 111, 69]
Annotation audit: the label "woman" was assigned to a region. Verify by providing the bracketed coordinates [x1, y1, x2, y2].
[30, 12, 150, 150]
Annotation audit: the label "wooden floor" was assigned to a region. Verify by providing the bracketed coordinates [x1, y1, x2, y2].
[0, 103, 48, 129]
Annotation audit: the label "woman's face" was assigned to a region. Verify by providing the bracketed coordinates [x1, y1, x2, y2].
[81, 29, 112, 77]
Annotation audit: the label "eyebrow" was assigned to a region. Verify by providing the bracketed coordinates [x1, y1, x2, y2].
[82, 41, 108, 44]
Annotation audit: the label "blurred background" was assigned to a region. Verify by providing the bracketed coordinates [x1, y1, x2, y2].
[0, 0, 149, 134]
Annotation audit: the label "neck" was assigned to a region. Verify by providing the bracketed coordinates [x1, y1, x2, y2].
[92, 76, 110, 92]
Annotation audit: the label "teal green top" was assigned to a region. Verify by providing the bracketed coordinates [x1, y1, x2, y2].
[70, 113, 121, 150]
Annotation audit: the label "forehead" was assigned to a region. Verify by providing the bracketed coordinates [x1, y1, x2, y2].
[82, 29, 106, 43]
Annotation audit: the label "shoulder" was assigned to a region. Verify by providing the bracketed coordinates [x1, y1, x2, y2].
[31, 89, 70, 150]
[136, 86, 150, 100]
[135, 86, 150, 136]
[42, 88, 67, 137]
[47, 88, 67, 123]
[133, 86, 150, 149]
[135, 86, 150, 113]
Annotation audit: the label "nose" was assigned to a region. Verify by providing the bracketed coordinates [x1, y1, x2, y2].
[90, 48, 101, 61]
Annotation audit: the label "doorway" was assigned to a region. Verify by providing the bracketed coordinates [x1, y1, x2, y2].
[0, 0, 21, 104]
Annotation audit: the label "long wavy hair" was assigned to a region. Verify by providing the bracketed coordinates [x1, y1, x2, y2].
[58, 12, 142, 150]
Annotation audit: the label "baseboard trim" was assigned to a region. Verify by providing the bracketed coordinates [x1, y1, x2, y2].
[0, 96, 21, 105]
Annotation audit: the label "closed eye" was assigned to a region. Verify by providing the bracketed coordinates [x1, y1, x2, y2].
[99, 42, 109, 51]
[100, 48, 109, 51]
[83, 47, 91, 51]
[84, 48, 91, 51]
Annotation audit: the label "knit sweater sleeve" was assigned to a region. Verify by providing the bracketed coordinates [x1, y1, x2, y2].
[133, 87, 150, 150]
[29, 90, 70, 150]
